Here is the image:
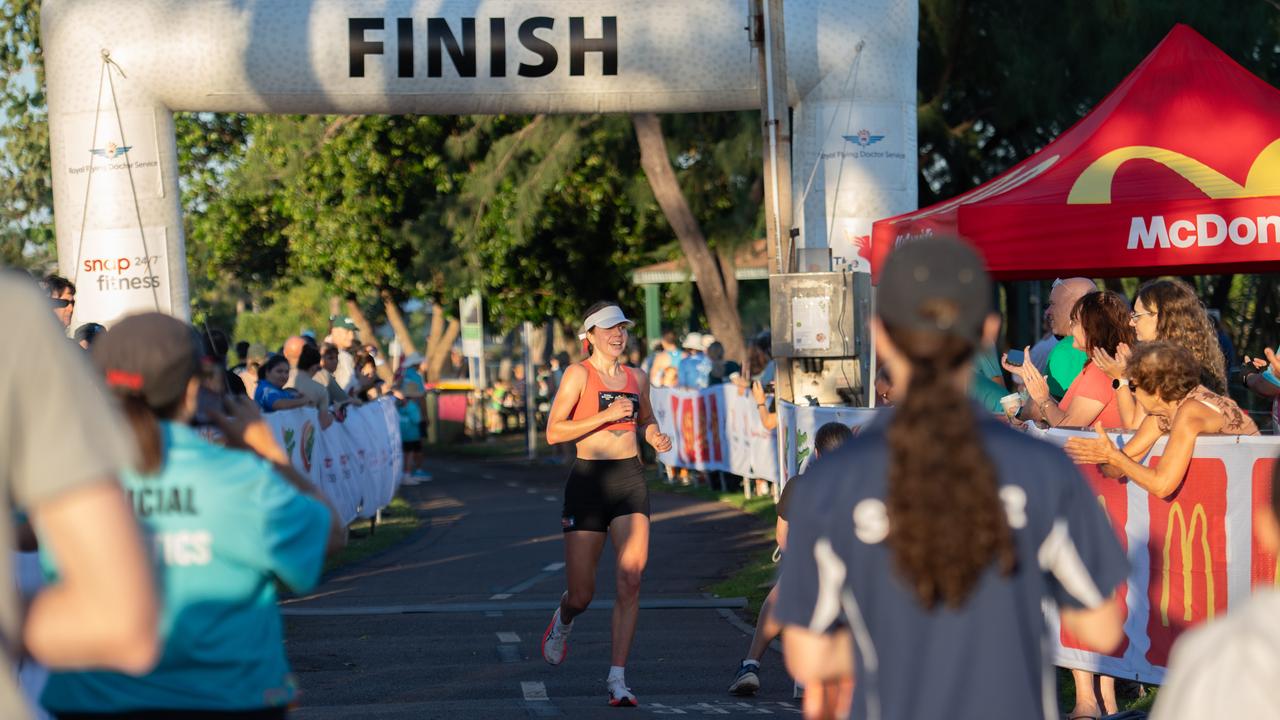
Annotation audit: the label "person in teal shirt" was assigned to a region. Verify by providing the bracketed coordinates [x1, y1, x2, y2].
[41, 314, 342, 719]
[970, 344, 1008, 412]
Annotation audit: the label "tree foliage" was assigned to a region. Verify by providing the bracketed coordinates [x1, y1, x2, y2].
[0, 0, 50, 267]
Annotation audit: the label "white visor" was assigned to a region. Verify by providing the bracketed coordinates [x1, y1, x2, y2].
[578, 306, 634, 339]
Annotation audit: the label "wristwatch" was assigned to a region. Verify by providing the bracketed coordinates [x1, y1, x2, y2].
[1111, 378, 1130, 390]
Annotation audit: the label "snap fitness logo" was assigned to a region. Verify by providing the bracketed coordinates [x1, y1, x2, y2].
[1067, 139, 1280, 251]
[82, 254, 162, 292]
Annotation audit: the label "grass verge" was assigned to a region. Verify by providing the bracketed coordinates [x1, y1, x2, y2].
[428, 431, 553, 459]
[645, 469, 779, 621]
[323, 496, 422, 573]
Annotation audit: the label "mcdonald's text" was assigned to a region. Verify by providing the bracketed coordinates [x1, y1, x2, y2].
[1128, 213, 1280, 250]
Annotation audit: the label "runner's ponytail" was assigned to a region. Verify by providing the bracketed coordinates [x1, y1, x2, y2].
[883, 320, 1016, 609]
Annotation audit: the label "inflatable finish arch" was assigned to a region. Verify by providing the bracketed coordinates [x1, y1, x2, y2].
[42, 0, 916, 325]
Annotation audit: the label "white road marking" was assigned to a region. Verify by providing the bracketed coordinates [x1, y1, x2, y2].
[542, 562, 566, 572]
[489, 593, 512, 600]
[505, 481, 518, 487]
[544, 495, 557, 502]
[521, 681, 549, 702]
[526, 488, 538, 494]
[496, 632, 521, 644]
[483, 473, 497, 480]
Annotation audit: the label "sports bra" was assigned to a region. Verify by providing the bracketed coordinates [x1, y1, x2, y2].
[571, 361, 640, 433]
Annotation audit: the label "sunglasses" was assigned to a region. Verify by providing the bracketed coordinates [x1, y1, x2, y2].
[1129, 310, 1156, 321]
[50, 297, 75, 309]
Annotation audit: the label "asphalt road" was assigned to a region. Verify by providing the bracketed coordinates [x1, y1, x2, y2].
[282, 454, 801, 719]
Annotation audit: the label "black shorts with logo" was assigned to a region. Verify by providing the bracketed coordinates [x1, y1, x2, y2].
[561, 457, 650, 533]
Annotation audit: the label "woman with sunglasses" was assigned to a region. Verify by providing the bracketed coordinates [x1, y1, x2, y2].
[1093, 278, 1227, 429]
[1066, 341, 1256, 498]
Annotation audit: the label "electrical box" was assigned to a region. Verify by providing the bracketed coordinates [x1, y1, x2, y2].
[769, 271, 873, 406]
[769, 272, 870, 359]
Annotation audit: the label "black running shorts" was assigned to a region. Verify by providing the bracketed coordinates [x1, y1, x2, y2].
[561, 457, 650, 533]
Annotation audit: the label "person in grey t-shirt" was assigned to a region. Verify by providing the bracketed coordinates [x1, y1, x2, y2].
[0, 271, 160, 718]
[775, 239, 1127, 720]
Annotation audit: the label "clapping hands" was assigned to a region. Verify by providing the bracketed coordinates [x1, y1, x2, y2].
[1002, 346, 1050, 404]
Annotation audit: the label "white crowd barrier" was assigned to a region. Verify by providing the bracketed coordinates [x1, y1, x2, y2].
[653, 392, 1280, 680]
[263, 398, 404, 525]
[649, 386, 779, 483]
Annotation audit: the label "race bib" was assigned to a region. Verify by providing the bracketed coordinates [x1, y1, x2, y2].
[598, 391, 639, 421]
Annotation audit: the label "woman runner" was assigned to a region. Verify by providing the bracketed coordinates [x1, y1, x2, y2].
[541, 302, 672, 707]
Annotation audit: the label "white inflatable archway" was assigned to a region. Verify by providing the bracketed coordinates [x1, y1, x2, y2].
[42, 0, 916, 325]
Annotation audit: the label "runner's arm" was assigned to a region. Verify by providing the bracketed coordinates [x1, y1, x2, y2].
[545, 365, 629, 444]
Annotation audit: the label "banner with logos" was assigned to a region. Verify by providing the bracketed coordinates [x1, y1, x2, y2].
[263, 398, 403, 525]
[649, 386, 778, 483]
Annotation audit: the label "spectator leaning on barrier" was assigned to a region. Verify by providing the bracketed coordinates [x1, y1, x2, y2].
[316, 342, 352, 408]
[0, 271, 159, 720]
[254, 355, 310, 413]
[775, 238, 1127, 720]
[728, 422, 854, 698]
[1008, 290, 1135, 431]
[1043, 277, 1098, 400]
[1065, 341, 1257, 499]
[41, 312, 342, 718]
[286, 344, 334, 429]
[646, 330, 682, 388]
[39, 274, 76, 330]
[1149, 459, 1280, 719]
[328, 316, 361, 394]
[1241, 346, 1280, 431]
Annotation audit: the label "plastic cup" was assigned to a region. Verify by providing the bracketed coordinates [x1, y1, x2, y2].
[999, 393, 1022, 418]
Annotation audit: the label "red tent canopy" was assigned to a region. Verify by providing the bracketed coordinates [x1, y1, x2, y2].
[871, 24, 1280, 280]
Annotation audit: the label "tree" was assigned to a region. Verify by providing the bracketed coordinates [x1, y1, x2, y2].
[0, 0, 51, 269]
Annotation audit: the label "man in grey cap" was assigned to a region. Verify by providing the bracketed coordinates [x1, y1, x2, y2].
[328, 316, 361, 394]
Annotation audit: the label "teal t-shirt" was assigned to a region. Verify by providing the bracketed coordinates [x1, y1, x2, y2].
[42, 422, 331, 713]
[399, 399, 423, 442]
[968, 346, 1007, 413]
[1045, 336, 1088, 400]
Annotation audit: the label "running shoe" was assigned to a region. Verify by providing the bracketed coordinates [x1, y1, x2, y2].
[606, 676, 638, 707]
[728, 661, 760, 696]
[541, 608, 572, 665]
[410, 469, 433, 482]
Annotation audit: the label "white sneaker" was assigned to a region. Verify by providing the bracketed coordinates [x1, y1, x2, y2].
[541, 608, 572, 665]
[728, 661, 760, 696]
[606, 676, 638, 707]
[401, 475, 421, 487]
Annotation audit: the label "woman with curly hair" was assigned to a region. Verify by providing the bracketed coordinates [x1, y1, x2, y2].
[774, 238, 1126, 720]
[1066, 341, 1257, 499]
[1094, 278, 1227, 429]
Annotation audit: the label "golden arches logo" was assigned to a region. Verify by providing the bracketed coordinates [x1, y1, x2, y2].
[1068, 138, 1280, 204]
[1160, 502, 1215, 627]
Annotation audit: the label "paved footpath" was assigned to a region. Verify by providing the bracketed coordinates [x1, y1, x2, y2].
[284, 454, 801, 719]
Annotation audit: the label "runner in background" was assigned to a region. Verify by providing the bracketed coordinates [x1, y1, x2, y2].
[728, 422, 853, 697]
[541, 302, 672, 708]
[775, 238, 1127, 720]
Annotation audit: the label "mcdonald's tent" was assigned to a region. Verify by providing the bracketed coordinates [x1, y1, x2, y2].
[870, 24, 1280, 280]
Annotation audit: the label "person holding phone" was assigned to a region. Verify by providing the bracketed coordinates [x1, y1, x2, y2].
[41, 313, 344, 719]
[540, 302, 671, 708]
[1004, 291, 1134, 431]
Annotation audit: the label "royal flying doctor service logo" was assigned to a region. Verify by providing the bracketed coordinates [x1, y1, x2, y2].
[843, 129, 885, 147]
[90, 141, 132, 160]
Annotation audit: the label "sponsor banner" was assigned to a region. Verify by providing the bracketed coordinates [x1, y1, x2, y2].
[63, 108, 164, 206]
[649, 386, 777, 482]
[71, 227, 171, 324]
[263, 398, 402, 525]
[776, 402, 880, 484]
[1030, 427, 1280, 682]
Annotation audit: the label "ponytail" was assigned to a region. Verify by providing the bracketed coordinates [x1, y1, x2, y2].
[883, 323, 1016, 609]
[120, 394, 166, 475]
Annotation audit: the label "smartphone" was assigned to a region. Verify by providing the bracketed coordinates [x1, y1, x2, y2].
[763, 382, 776, 395]
[1005, 349, 1025, 367]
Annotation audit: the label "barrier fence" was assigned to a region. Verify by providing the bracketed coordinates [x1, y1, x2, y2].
[650, 389, 1280, 680]
[262, 397, 403, 525]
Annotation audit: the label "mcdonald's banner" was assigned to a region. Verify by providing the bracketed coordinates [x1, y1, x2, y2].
[1031, 427, 1280, 682]
[871, 24, 1280, 280]
[649, 386, 778, 482]
[263, 398, 404, 525]
[775, 402, 881, 485]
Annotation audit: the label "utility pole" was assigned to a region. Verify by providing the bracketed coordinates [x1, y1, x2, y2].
[751, 0, 795, 402]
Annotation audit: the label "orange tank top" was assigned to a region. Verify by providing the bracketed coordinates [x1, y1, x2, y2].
[571, 361, 640, 433]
